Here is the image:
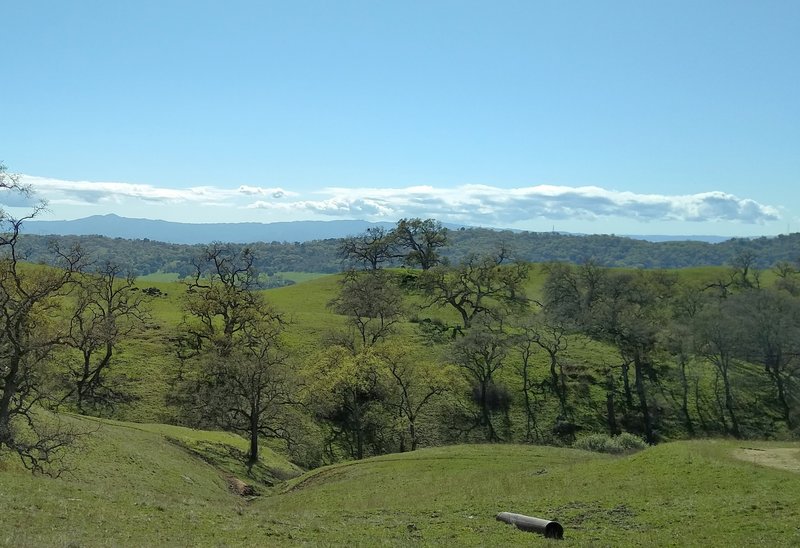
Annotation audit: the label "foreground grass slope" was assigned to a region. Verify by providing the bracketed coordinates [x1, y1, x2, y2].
[264, 441, 800, 546]
[2, 416, 799, 546]
[0, 415, 303, 547]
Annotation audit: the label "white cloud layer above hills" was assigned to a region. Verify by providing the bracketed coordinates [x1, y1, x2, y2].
[11, 175, 781, 229]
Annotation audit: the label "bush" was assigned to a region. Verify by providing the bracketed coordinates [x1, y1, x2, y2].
[574, 433, 612, 453]
[573, 432, 647, 454]
[613, 432, 648, 452]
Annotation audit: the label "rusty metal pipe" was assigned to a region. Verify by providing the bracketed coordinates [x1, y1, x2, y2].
[496, 512, 564, 539]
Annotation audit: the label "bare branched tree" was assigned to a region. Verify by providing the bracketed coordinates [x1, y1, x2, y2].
[328, 269, 405, 350]
[418, 248, 529, 331]
[376, 344, 451, 451]
[61, 262, 149, 412]
[0, 163, 86, 473]
[393, 218, 448, 270]
[339, 226, 397, 270]
[449, 316, 510, 442]
[174, 244, 294, 466]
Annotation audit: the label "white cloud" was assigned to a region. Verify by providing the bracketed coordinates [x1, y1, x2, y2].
[248, 184, 781, 225]
[236, 185, 296, 198]
[21, 175, 222, 205]
[20, 175, 295, 208]
[18, 174, 780, 226]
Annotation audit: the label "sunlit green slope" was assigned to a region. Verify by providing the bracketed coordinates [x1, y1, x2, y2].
[2, 418, 798, 547]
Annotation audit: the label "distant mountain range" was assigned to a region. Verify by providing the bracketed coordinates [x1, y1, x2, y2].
[624, 234, 731, 244]
[25, 215, 400, 244]
[24, 214, 731, 245]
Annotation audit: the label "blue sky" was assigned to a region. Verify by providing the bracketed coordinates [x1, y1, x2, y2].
[2, 0, 798, 236]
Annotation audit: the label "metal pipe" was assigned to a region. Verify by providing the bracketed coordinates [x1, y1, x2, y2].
[496, 512, 564, 539]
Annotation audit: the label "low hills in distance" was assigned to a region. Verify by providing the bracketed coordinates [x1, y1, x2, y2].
[26, 214, 402, 244]
[26, 213, 731, 245]
[19, 214, 799, 275]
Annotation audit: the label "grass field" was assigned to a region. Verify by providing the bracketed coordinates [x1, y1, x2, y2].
[1, 413, 798, 546]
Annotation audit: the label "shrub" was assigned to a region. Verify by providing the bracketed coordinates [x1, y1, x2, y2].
[574, 433, 611, 453]
[613, 432, 648, 452]
[573, 432, 647, 454]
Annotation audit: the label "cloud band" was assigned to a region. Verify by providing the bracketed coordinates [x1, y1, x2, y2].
[13, 175, 780, 225]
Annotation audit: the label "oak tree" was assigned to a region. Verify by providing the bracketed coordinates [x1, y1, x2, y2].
[175, 245, 292, 466]
[0, 164, 85, 473]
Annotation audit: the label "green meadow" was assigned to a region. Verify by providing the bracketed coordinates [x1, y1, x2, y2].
[2, 413, 798, 546]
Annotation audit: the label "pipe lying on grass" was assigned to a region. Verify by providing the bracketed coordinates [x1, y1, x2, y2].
[496, 512, 564, 539]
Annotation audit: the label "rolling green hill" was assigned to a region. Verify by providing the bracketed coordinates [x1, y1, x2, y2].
[2, 414, 798, 546]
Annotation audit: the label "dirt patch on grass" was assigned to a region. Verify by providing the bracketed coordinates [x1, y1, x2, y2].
[734, 447, 800, 473]
[227, 475, 259, 497]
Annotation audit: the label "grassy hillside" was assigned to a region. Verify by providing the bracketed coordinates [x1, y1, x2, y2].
[82, 273, 346, 423]
[74, 265, 736, 431]
[2, 416, 798, 546]
[266, 440, 800, 546]
[0, 415, 301, 547]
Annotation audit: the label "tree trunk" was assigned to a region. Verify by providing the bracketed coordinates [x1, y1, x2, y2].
[351, 396, 364, 460]
[694, 379, 709, 433]
[0, 355, 21, 445]
[522, 381, 534, 442]
[76, 350, 92, 412]
[548, 351, 568, 418]
[76, 378, 86, 412]
[479, 379, 498, 442]
[634, 354, 654, 443]
[712, 370, 729, 433]
[605, 374, 619, 435]
[558, 359, 568, 417]
[678, 359, 694, 435]
[409, 419, 418, 451]
[248, 414, 259, 465]
[769, 369, 793, 429]
[720, 359, 741, 438]
[621, 359, 633, 409]
[459, 307, 471, 330]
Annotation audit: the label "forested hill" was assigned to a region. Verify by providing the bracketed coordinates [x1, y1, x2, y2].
[17, 228, 800, 276]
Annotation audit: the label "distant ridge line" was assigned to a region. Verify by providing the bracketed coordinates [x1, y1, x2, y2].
[24, 214, 733, 245]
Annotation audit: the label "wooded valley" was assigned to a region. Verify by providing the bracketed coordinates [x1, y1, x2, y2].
[2, 190, 799, 474]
